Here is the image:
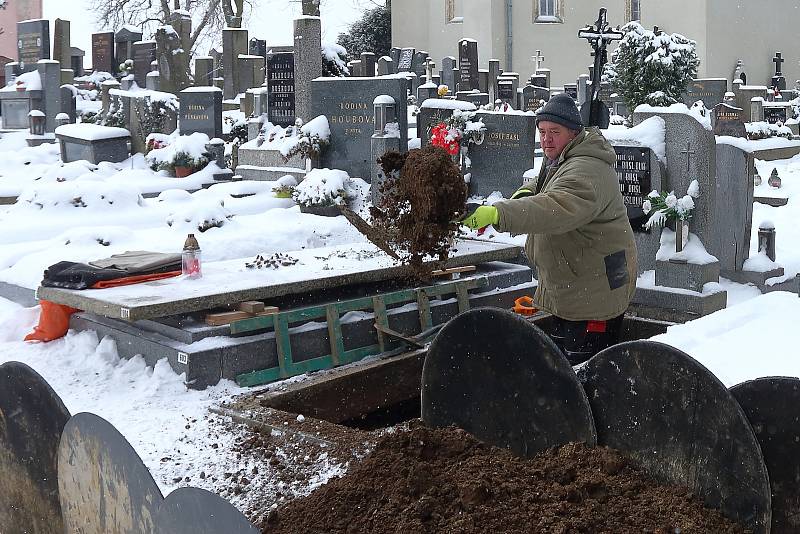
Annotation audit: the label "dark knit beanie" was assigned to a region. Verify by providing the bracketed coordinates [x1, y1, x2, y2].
[536, 93, 583, 131]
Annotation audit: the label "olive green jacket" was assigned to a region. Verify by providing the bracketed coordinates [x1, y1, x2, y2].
[493, 127, 637, 321]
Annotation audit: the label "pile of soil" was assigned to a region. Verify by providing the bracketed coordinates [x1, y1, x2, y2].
[260, 422, 744, 534]
[370, 146, 468, 279]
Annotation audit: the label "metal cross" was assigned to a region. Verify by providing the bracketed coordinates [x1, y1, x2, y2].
[681, 142, 696, 173]
[531, 50, 545, 72]
[773, 52, 784, 76]
[577, 8, 623, 126]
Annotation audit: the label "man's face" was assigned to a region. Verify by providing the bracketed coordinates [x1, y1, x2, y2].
[538, 121, 578, 161]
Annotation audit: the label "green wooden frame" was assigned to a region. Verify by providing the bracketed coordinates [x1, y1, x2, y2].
[232, 276, 488, 387]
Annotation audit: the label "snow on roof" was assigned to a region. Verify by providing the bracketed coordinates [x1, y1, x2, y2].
[55, 124, 130, 140]
[374, 95, 395, 105]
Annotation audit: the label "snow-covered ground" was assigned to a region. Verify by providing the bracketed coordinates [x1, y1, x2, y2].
[2, 122, 800, 517]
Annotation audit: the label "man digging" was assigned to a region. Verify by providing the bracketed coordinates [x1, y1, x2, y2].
[461, 93, 637, 364]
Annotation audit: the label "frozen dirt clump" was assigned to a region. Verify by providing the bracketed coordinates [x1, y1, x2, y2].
[371, 145, 468, 280]
[260, 422, 744, 534]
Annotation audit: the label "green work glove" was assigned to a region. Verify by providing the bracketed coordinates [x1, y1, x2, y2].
[510, 188, 534, 199]
[461, 205, 499, 230]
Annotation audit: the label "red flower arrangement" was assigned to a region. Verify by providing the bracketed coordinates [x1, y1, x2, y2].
[430, 122, 461, 156]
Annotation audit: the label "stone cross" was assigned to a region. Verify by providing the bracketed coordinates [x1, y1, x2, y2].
[681, 142, 695, 173]
[424, 57, 435, 84]
[773, 52, 784, 76]
[578, 8, 623, 127]
[531, 50, 545, 72]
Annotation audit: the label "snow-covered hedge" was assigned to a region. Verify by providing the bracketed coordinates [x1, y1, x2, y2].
[292, 168, 352, 207]
[146, 132, 211, 173]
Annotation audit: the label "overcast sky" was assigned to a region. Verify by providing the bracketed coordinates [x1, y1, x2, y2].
[42, 0, 369, 63]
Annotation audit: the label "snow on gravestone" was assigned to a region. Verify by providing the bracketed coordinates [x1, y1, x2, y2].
[579, 340, 771, 534]
[311, 77, 408, 180]
[0, 362, 70, 534]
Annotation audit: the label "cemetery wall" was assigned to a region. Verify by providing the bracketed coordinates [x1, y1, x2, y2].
[706, 0, 800, 90]
[0, 0, 41, 60]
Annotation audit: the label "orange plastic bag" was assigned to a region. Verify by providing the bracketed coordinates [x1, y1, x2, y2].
[24, 300, 80, 342]
[513, 295, 538, 316]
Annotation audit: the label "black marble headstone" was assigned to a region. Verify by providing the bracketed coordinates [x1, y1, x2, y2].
[267, 52, 295, 127]
[422, 308, 597, 457]
[497, 80, 515, 104]
[92, 32, 115, 74]
[613, 145, 652, 232]
[467, 111, 536, 197]
[411, 51, 428, 79]
[397, 47, 414, 72]
[155, 487, 259, 533]
[17, 19, 50, 73]
[712, 103, 746, 137]
[764, 105, 789, 125]
[730, 377, 800, 534]
[58, 412, 164, 534]
[249, 38, 266, 58]
[521, 85, 548, 113]
[0, 362, 70, 534]
[180, 88, 223, 138]
[458, 39, 478, 91]
[579, 341, 771, 534]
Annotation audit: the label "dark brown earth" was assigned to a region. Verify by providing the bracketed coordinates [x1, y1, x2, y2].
[259, 422, 745, 534]
[371, 146, 468, 280]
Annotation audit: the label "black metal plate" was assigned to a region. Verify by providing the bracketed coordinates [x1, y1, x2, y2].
[155, 487, 259, 533]
[0, 361, 70, 534]
[731, 376, 800, 534]
[579, 340, 771, 533]
[421, 307, 597, 457]
[58, 412, 164, 534]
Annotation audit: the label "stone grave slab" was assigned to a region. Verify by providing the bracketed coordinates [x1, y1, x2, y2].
[92, 32, 115, 74]
[735, 85, 768, 115]
[521, 85, 548, 113]
[730, 377, 800, 534]
[311, 76, 408, 180]
[422, 307, 596, 457]
[579, 341, 771, 534]
[179, 87, 222, 138]
[17, 20, 50, 73]
[115, 27, 143, 67]
[58, 412, 164, 534]
[292, 16, 321, 123]
[397, 47, 413, 72]
[267, 52, 295, 127]
[763, 103, 790, 125]
[155, 487, 259, 533]
[468, 111, 536, 198]
[56, 124, 130, 164]
[714, 142, 753, 272]
[682, 78, 727, 108]
[38, 240, 522, 322]
[0, 361, 70, 534]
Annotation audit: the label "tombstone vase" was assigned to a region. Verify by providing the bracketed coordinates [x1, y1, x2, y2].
[673, 219, 689, 252]
[174, 166, 196, 178]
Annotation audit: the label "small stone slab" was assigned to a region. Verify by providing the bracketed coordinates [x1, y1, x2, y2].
[58, 412, 164, 534]
[422, 307, 596, 457]
[730, 377, 800, 534]
[0, 361, 70, 534]
[579, 341, 771, 533]
[155, 487, 259, 533]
